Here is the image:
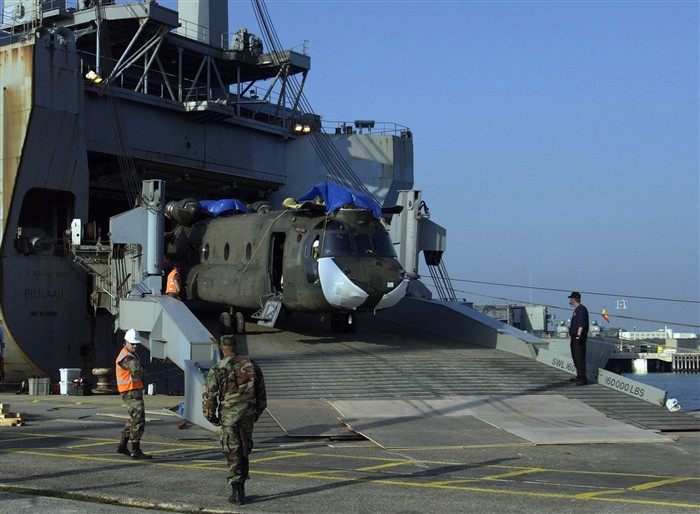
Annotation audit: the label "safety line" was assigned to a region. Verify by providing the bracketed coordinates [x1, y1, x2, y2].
[630, 477, 697, 491]
[2, 448, 698, 509]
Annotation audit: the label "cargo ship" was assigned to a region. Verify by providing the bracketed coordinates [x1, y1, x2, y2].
[0, 0, 445, 385]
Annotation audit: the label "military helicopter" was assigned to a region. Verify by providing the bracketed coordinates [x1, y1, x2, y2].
[164, 181, 407, 333]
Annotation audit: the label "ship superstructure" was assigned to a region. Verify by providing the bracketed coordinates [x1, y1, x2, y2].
[0, 1, 445, 384]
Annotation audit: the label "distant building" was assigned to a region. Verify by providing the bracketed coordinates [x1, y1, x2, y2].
[619, 327, 698, 341]
[619, 327, 699, 350]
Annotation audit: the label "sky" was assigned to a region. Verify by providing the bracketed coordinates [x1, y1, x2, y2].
[165, 1, 700, 333]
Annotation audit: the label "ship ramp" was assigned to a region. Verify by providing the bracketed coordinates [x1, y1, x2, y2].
[207, 300, 699, 450]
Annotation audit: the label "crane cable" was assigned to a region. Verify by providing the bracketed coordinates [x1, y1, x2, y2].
[420, 281, 700, 329]
[250, 0, 379, 204]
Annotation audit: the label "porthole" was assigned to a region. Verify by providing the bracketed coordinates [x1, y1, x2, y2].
[245, 242, 252, 261]
[201, 243, 209, 260]
[224, 242, 230, 261]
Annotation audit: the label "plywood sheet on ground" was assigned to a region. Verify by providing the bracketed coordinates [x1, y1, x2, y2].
[266, 399, 351, 438]
[341, 415, 528, 449]
[331, 395, 673, 448]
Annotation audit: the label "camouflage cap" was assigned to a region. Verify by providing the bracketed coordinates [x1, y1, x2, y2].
[220, 335, 237, 347]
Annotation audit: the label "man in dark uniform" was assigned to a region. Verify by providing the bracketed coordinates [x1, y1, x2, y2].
[568, 292, 589, 386]
[202, 335, 267, 505]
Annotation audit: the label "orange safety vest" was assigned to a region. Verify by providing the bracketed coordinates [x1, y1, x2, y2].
[166, 269, 180, 296]
[116, 348, 144, 393]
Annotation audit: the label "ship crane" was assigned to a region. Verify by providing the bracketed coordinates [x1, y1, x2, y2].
[69, 180, 219, 431]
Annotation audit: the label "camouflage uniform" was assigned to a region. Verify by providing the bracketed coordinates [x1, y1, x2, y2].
[203, 345, 267, 487]
[118, 354, 147, 442]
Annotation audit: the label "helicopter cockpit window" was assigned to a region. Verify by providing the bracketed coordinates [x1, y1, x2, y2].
[321, 231, 352, 256]
[310, 219, 398, 258]
[354, 233, 373, 254]
[373, 231, 397, 257]
[311, 220, 352, 257]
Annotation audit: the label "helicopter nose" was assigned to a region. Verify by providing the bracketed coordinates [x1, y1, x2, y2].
[374, 279, 407, 310]
[317, 257, 368, 309]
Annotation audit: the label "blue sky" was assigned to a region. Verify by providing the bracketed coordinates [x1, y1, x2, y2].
[168, 1, 700, 332]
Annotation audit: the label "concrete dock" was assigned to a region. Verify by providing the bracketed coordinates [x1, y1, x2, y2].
[1, 309, 699, 513]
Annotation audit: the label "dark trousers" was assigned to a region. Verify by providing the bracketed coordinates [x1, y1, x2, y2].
[570, 335, 587, 380]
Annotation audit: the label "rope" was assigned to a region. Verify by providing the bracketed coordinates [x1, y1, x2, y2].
[242, 210, 290, 273]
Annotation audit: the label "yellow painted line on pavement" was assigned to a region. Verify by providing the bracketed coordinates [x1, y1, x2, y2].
[189, 460, 221, 466]
[355, 460, 414, 472]
[425, 478, 478, 486]
[1, 431, 213, 449]
[67, 441, 117, 449]
[65, 441, 205, 456]
[481, 468, 546, 480]
[630, 476, 698, 491]
[0, 435, 57, 444]
[427, 468, 547, 487]
[8, 449, 224, 471]
[293, 470, 354, 478]
[3, 440, 699, 509]
[263, 470, 700, 509]
[573, 489, 627, 499]
[314, 451, 419, 463]
[250, 451, 313, 463]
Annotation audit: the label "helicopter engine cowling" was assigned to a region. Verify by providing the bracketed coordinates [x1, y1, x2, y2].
[165, 199, 202, 227]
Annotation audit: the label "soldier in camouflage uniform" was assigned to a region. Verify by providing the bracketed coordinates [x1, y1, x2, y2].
[115, 328, 152, 459]
[203, 335, 267, 505]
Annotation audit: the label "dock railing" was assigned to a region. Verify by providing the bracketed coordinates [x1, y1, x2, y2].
[673, 353, 700, 372]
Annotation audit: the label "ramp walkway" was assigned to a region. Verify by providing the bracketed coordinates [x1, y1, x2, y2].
[227, 305, 698, 449]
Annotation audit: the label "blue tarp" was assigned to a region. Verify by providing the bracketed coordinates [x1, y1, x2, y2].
[298, 181, 382, 218]
[199, 198, 248, 217]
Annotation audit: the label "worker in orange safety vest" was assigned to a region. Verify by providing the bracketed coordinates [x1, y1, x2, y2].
[166, 263, 182, 300]
[115, 328, 152, 459]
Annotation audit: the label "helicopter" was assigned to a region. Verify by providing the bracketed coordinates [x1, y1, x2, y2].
[164, 181, 407, 333]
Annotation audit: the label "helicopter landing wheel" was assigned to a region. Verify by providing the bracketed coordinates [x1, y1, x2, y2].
[219, 312, 233, 335]
[234, 311, 246, 334]
[344, 312, 357, 334]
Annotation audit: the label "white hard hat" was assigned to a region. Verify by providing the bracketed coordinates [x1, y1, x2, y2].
[124, 328, 141, 345]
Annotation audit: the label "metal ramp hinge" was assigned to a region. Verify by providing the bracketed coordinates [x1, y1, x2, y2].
[252, 295, 283, 327]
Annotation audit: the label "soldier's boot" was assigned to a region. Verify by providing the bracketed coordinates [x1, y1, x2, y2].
[130, 442, 152, 460]
[116, 436, 131, 456]
[228, 482, 244, 505]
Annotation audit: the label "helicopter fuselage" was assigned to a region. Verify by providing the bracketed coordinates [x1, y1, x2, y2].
[166, 206, 406, 318]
